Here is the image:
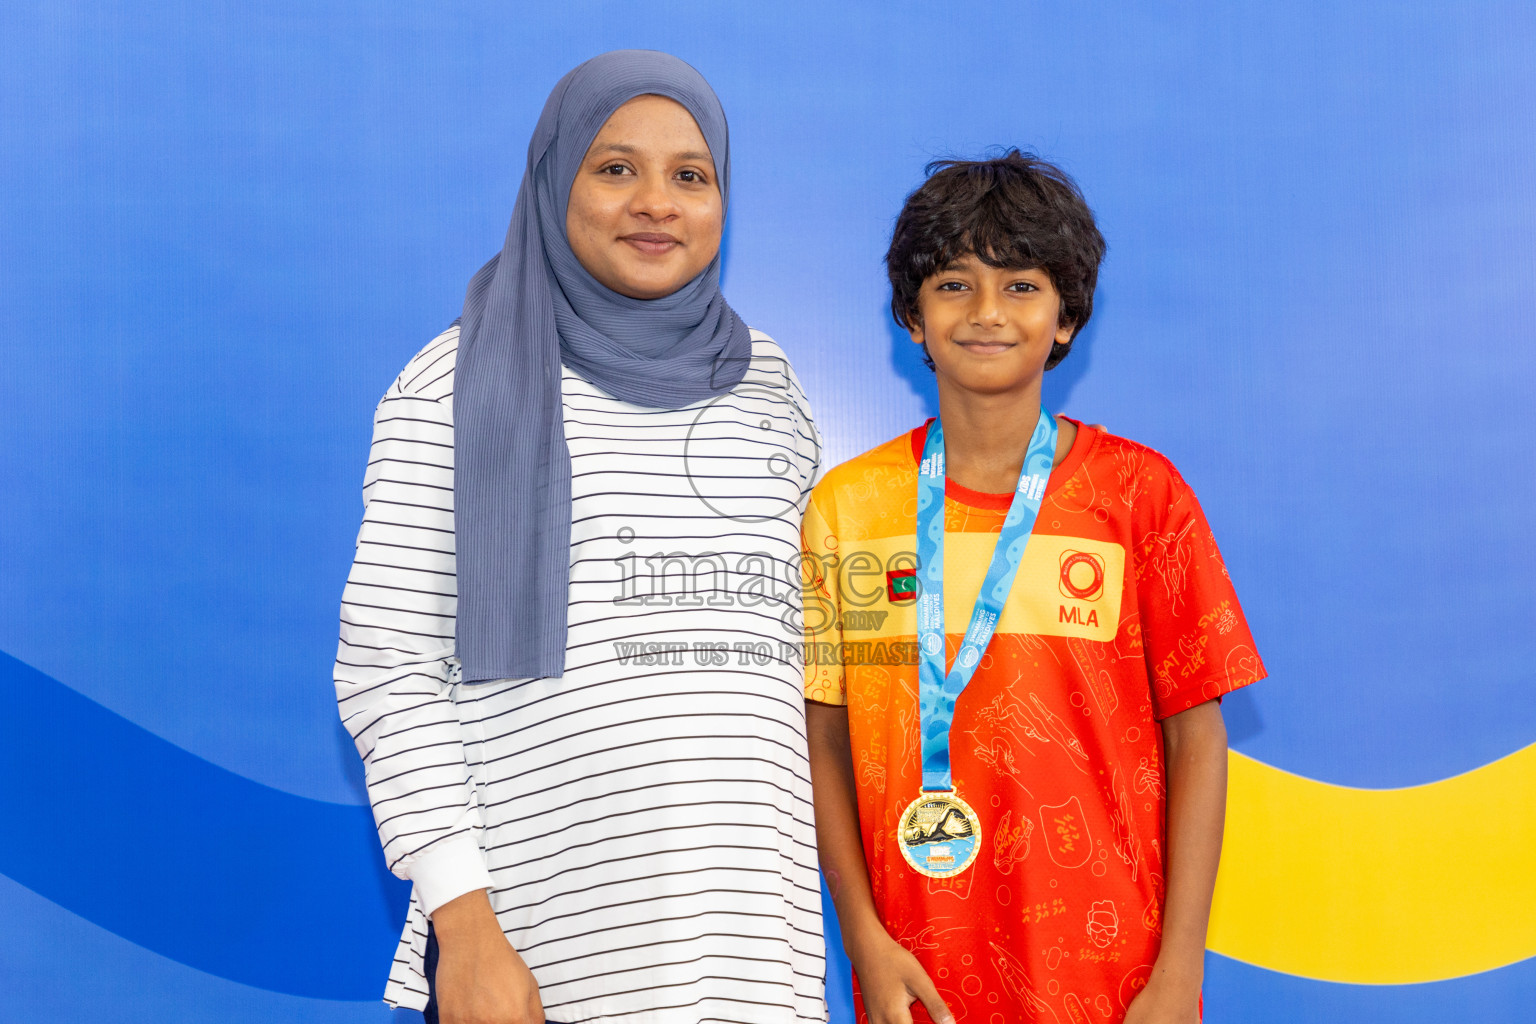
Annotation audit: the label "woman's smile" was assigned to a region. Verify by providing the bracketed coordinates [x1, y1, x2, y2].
[619, 230, 683, 256]
[565, 94, 723, 300]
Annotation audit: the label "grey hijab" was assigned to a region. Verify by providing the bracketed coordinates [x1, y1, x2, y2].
[453, 51, 751, 683]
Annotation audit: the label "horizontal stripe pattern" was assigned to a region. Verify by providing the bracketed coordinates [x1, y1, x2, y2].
[336, 326, 826, 1021]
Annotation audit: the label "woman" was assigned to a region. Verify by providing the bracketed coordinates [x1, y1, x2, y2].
[334, 51, 825, 1024]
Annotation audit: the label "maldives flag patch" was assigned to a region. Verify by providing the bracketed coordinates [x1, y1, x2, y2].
[886, 568, 918, 603]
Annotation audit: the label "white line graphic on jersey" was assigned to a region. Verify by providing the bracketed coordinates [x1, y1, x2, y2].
[1109, 768, 1145, 883]
[1087, 899, 1121, 948]
[1138, 518, 1196, 617]
[1039, 794, 1094, 869]
[993, 809, 1035, 874]
[990, 940, 1064, 1023]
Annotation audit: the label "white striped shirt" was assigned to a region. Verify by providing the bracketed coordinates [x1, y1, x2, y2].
[335, 325, 827, 1022]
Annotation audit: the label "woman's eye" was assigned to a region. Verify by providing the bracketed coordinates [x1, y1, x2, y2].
[676, 169, 705, 183]
[601, 164, 632, 176]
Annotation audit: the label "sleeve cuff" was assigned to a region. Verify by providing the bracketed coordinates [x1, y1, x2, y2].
[1151, 666, 1266, 721]
[406, 833, 495, 917]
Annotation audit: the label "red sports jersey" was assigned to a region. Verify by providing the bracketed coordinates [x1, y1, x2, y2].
[803, 419, 1265, 1023]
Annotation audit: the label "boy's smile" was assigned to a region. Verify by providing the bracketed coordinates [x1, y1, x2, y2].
[909, 255, 1075, 396]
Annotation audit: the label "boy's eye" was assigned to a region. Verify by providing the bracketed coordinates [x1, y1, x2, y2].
[1008, 280, 1038, 292]
[936, 281, 968, 292]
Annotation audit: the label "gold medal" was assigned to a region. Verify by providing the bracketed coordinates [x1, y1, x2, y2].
[897, 790, 982, 878]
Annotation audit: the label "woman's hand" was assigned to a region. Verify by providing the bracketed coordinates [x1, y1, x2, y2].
[850, 931, 953, 1024]
[432, 890, 545, 1024]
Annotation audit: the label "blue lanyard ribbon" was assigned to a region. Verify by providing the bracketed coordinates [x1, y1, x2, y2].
[916, 408, 1058, 792]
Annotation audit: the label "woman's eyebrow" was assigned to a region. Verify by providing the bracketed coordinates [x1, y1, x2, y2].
[589, 141, 713, 163]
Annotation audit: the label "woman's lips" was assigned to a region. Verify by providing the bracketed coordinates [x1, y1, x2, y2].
[621, 233, 681, 256]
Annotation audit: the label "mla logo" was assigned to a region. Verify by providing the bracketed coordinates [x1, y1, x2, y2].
[1059, 550, 1106, 601]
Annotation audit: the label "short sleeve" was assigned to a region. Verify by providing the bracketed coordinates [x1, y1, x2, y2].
[802, 488, 846, 705]
[1135, 470, 1266, 720]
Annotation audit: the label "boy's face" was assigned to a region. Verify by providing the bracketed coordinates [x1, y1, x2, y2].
[909, 255, 1074, 396]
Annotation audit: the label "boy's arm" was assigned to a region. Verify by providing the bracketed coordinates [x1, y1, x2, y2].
[807, 702, 953, 1024]
[1125, 699, 1229, 1024]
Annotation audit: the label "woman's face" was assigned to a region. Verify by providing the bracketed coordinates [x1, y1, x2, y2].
[566, 94, 725, 300]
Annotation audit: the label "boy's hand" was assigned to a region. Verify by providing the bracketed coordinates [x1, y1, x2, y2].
[1120, 968, 1201, 1024]
[851, 931, 954, 1024]
[432, 890, 545, 1024]
[805, 700, 951, 1024]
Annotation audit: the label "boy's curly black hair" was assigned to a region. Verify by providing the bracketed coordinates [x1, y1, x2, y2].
[886, 149, 1106, 370]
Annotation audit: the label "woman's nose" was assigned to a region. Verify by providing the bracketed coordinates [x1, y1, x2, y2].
[629, 172, 679, 220]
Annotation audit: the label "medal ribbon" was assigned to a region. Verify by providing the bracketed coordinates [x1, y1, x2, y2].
[916, 408, 1058, 792]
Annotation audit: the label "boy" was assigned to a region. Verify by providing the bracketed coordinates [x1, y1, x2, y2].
[804, 151, 1264, 1024]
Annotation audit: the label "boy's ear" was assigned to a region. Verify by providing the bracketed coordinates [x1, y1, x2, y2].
[1054, 319, 1076, 347]
[906, 312, 926, 345]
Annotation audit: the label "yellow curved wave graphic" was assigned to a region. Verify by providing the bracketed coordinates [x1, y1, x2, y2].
[1208, 743, 1536, 984]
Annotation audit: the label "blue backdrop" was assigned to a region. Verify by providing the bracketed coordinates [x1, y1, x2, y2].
[2, 2, 1533, 1021]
